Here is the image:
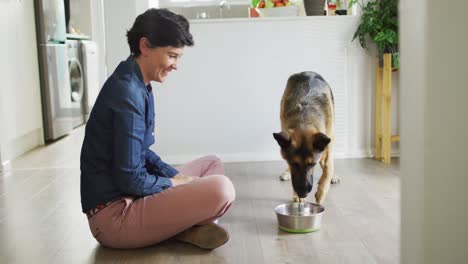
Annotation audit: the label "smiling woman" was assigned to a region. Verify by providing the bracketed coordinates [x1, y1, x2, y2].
[80, 8, 236, 250]
[135, 44, 184, 84]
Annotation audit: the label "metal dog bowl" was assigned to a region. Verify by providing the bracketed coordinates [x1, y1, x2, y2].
[274, 202, 325, 233]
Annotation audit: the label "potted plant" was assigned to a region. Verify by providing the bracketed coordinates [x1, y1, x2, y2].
[349, 0, 399, 68]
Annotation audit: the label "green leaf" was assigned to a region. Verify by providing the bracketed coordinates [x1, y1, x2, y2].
[374, 32, 387, 42]
[348, 0, 359, 8]
[351, 0, 399, 54]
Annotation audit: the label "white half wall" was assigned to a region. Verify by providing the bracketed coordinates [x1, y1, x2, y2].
[156, 17, 397, 164]
[400, 0, 468, 263]
[101, 11, 400, 164]
[156, 17, 366, 163]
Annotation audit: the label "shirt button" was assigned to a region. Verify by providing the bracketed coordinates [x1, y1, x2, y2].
[152, 132, 155, 136]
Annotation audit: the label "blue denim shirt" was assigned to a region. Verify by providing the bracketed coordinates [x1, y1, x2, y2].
[80, 56, 178, 213]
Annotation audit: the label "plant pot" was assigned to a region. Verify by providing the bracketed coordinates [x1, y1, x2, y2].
[303, 0, 326, 16]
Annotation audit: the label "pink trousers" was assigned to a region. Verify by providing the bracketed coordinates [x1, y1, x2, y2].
[87, 155, 236, 249]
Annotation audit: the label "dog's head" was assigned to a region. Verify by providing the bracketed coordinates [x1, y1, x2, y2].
[273, 129, 331, 199]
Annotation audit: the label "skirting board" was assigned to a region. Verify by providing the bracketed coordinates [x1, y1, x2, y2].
[1, 128, 44, 167]
[164, 152, 284, 166]
[349, 148, 400, 160]
[162, 148, 399, 165]
[0, 160, 11, 172]
[163, 148, 400, 165]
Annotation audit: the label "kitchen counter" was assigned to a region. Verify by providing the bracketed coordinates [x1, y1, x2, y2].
[189, 15, 357, 24]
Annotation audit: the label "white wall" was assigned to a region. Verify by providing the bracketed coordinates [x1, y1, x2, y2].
[103, 0, 149, 76]
[400, 0, 468, 263]
[160, 18, 399, 164]
[0, 0, 44, 168]
[101, 13, 399, 164]
[157, 17, 367, 163]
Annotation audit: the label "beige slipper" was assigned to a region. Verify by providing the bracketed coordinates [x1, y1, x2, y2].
[175, 222, 229, 250]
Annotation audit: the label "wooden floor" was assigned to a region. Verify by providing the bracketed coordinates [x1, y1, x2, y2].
[0, 126, 400, 264]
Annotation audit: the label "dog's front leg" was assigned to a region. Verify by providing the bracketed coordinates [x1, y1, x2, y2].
[315, 149, 335, 204]
[320, 149, 340, 184]
[292, 193, 305, 203]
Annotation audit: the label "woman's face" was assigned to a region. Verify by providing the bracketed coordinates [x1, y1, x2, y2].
[146, 45, 184, 83]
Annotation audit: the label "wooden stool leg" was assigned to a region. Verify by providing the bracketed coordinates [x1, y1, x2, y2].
[375, 57, 382, 160]
[382, 53, 392, 164]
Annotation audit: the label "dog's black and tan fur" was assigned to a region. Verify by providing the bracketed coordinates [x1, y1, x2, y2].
[273, 72, 339, 204]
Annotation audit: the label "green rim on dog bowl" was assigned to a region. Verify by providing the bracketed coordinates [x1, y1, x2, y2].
[279, 226, 320, 233]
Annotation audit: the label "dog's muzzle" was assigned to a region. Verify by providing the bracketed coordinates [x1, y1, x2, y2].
[303, 174, 314, 197]
[293, 173, 314, 198]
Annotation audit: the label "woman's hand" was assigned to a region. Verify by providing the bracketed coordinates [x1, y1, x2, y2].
[171, 173, 195, 186]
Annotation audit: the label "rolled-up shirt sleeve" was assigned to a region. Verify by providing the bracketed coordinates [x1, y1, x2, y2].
[111, 88, 172, 196]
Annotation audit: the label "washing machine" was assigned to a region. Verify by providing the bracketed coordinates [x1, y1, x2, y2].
[66, 39, 86, 128]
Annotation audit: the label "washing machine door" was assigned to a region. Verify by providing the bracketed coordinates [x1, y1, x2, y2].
[68, 57, 86, 128]
[68, 57, 84, 102]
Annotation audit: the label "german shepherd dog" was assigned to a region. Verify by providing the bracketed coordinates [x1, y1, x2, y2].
[273, 72, 339, 204]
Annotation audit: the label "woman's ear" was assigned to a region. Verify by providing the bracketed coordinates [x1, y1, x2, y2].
[139, 37, 151, 57]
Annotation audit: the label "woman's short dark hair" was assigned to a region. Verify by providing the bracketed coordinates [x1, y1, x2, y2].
[126, 8, 194, 57]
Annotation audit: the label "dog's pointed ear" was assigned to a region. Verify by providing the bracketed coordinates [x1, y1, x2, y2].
[273, 131, 292, 149]
[313, 132, 331, 151]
